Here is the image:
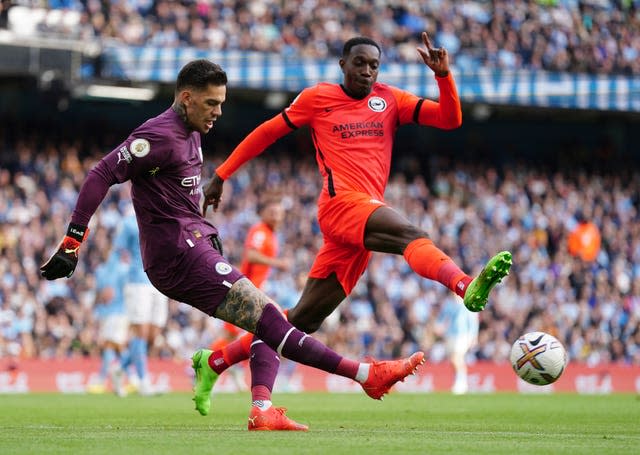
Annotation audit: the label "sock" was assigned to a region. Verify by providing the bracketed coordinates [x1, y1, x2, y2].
[255, 303, 360, 380]
[130, 337, 148, 380]
[216, 308, 291, 372]
[207, 349, 227, 374]
[119, 347, 131, 371]
[249, 340, 279, 401]
[252, 397, 272, 411]
[100, 347, 116, 381]
[222, 332, 253, 365]
[403, 238, 471, 298]
[355, 363, 370, 383]
[335, 358, 360, 380]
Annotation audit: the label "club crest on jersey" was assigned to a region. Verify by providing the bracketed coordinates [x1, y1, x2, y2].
[130, 138, 151, 158]
[215, 262, 232, 275]
[368, 97, 387, 112]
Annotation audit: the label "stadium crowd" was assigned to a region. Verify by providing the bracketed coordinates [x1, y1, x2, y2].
[1, 0, 639, 75]
[1, 126, 639, 369]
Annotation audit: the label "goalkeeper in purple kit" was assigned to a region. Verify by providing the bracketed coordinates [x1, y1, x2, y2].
[40, 59, 424, 431]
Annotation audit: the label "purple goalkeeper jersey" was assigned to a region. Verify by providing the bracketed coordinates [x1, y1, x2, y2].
[71, 107, 218, 273]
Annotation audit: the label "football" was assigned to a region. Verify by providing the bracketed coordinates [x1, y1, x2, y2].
[510, 331, 568, 386]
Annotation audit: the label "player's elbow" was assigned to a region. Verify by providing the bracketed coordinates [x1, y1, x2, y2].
[442, 111, 462, 130]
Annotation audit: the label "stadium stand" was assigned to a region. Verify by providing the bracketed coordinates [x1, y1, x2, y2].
[2, 0, 640, 74]
[0, 127, 638, 367]
[0, 0, 638, 377]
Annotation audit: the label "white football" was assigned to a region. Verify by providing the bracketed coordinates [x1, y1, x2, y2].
[510, 331, 568, 386]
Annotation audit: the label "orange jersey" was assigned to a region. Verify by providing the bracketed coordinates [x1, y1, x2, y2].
[240, 221, 278, 288]
[217, 74, 461, 204]
[568, 222, 601, 262]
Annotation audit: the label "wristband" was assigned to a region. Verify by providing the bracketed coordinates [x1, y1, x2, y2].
[66, 223, 89, 243]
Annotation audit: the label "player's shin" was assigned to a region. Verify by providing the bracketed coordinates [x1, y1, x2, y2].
[255, 303, 359, 378]
[254, 303, 425, 400]
[403, 238, 471, 296]
[249, 340, 279, 408]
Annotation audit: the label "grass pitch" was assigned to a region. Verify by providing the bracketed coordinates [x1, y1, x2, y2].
[0, 392, 638, 454]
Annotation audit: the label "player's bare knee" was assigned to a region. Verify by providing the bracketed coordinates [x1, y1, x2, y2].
[287, 309, 321, 334]
[398, 224, 428, 244]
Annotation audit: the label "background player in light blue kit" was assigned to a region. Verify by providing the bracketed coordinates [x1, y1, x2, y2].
[87, 248, 129, 396]
[436, 295, 479, 394]
[114, 203, 169, 395]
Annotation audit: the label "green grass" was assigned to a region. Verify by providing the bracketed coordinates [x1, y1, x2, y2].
[0, 393, 638, 454]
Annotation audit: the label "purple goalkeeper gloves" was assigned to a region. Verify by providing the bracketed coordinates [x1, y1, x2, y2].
[40, 223, 89, 280]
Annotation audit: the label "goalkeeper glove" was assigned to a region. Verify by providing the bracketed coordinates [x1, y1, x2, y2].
[40, 222, 89, 280]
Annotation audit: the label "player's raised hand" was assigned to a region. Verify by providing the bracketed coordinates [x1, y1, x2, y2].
[416, 31, 450, 77]
[202, 173, 225, 216]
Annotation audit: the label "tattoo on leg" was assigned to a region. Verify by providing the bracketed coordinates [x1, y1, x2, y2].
[214, 278, 272, 333]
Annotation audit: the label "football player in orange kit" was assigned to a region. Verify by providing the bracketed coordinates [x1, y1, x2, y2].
[209, 198, 291, 378]
[240, 198, 291, 287]
[200, 33, 512, 386]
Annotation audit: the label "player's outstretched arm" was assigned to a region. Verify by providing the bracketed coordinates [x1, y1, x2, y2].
[214, 114, 295, 185]
[416, 31, 450, 77]
[41, 162, 115, 280]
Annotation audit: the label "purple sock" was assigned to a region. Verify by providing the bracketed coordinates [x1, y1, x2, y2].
[255, 303, 343, 375]
[250, 340, 280, 394]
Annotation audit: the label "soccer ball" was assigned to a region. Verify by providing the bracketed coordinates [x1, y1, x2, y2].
[509, 331, 567, 386]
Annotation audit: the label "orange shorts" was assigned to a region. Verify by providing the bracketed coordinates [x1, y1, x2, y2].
[309, 192, 386, 295]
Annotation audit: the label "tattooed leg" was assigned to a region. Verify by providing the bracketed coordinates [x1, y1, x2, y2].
[213, 278, 281, 412]
[213, 277, 271, 332]
[213, 278, 362, 377]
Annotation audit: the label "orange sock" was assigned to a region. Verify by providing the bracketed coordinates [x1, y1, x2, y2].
[219, 332, 253, 368]
[403, 238, 471, 298]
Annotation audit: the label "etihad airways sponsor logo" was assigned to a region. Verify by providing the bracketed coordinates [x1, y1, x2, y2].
[181, 174, 201, 196]
[332, 121, 384, 139]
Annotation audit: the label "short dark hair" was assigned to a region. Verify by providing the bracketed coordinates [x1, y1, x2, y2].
[176, 59, 227, 92]
[258, 195, 282, 214]
[342, 37, 381, 57]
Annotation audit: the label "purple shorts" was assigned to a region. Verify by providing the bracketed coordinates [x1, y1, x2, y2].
[146, 240, 244, 316]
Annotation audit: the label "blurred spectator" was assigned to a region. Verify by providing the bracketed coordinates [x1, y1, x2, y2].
[0, 125, 638, 369]
[4, 0, 640, 75]
[567, 210, 602, 262]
